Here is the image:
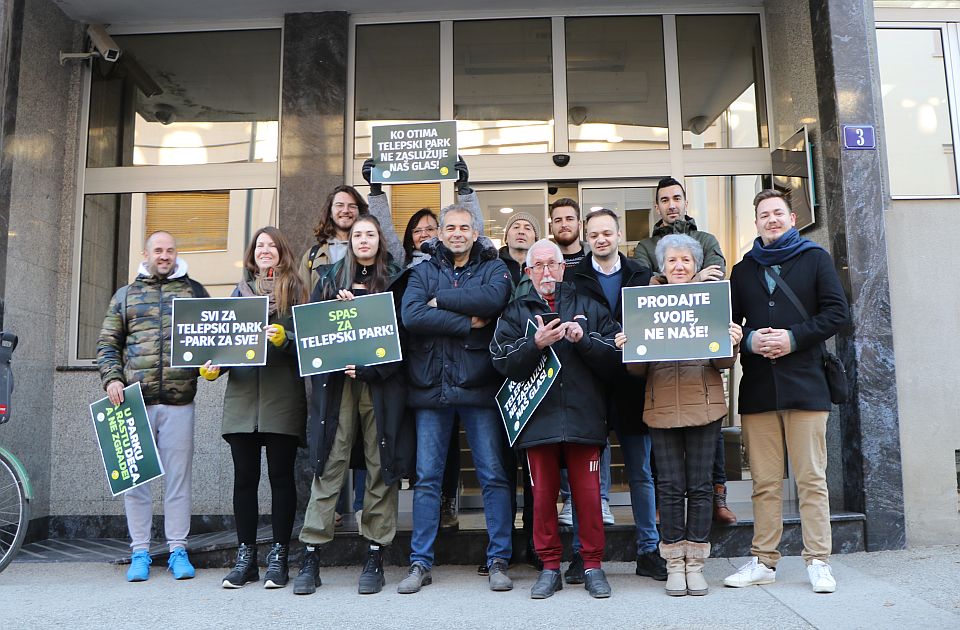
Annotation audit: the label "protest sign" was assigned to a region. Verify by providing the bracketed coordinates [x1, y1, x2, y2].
[370, 121, 458, 184]
[293, 292, 402, 376]
[171, 296, 269, 367]
[496, 321, 562, 446]
[89, 382, 164, 496]
[622, 281, 732, 362]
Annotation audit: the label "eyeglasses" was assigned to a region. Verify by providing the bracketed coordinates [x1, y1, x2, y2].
[333, 202, 360, 211]
[412, 226, 438, 237]
[530, 261, 561, 274]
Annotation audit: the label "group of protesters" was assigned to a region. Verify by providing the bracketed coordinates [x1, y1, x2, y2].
[96, 161, 849, 599]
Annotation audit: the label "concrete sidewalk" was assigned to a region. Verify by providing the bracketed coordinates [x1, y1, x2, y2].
[1, 546, 958, 629]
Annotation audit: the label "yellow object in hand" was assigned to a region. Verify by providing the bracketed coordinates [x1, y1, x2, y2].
[267, 323, 286, 347]
[199, 364, 220, 381]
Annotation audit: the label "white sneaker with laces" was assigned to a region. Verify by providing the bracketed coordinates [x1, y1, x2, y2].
[601, 499, 615, 525]
[723, 557, 776, 588]
[557, 499, 573, 526]
[807, 559, 836, 593]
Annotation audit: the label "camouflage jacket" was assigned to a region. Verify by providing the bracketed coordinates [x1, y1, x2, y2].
[96, 259, 209, 406]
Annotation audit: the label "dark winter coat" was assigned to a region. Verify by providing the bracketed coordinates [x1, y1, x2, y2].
[220, 281, 306, 442]
[308, 262, 415, 484]
[730, 248, 849, 414]
[97, 260, 209, 406]
[567, 253, 653, 435]
[490, 282, 621, 449]
[401, 241, 513, 409]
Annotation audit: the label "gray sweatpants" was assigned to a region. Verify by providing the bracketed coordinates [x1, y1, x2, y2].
[124, 402, 195, 552]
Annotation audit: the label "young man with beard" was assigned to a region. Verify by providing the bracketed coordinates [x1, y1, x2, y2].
[299, 184, 403, 293]
[633, 178, 739, 526]
[724, 190, 848, 593]
[549, 198, 590, 267]
[566, 209, 667, 582]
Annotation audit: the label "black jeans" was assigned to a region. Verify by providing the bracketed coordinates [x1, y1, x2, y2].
[713, 431, 727, 485]
[226, 432, 300, 545]
[649, 420, 722, 544]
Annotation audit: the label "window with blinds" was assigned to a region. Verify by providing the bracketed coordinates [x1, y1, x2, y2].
[388, 183, 441, 235]
[145, 191, 230, 252]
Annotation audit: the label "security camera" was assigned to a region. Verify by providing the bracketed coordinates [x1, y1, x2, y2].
[154, 105, 176, 125]
[552, 154, 571, 168]
[87, 24, 121, 63]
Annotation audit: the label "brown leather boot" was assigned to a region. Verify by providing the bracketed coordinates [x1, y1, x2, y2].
[713, 484, 737, 525]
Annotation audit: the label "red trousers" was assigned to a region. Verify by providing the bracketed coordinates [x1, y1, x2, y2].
[526, 442, 605, 570]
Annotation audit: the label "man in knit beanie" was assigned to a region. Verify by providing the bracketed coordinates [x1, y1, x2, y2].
[499, 212, 541, 285]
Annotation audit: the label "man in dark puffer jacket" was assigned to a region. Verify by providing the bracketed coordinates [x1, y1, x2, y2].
[398, 204, 514, 595]
[97, 231, 208, 583]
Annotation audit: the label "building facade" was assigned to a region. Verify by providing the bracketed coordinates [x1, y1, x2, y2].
[0, 0, 950, 550]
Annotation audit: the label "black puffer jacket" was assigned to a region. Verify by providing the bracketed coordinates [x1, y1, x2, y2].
[731, 248, 849, 414]
[308, 269, 415, 484]
[401, 241, 512, 409]
[490, 282, 621, 449]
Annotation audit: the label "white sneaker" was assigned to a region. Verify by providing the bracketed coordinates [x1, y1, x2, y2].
[807, 559, 836, 593]
[723, 557, 776, 588]
[601, 500, 615, 525]
[557, 500, 573, 526]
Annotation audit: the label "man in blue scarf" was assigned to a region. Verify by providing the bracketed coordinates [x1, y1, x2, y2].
[724, 190, 848, 594]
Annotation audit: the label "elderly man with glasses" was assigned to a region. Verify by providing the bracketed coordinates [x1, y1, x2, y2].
[491, 238, 621, 600]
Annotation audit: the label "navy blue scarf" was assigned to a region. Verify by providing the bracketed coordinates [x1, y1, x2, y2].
[744, 227, 823, 266]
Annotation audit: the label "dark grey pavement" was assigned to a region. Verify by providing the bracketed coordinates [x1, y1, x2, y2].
[1, 545, 958, 629]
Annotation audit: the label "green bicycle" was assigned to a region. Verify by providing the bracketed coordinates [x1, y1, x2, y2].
[0, 328, 31, 573]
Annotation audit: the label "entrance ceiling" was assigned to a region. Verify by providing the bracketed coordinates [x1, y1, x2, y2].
[53, 1, 674, 25]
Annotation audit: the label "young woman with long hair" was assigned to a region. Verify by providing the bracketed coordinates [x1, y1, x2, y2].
[202, 226, 309, 590]
[293, 215, 415, 596]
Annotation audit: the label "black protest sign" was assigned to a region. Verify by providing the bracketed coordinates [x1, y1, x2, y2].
[171, 296, 269, 367]
[621, 281, 732, 362]
[293, 292, 402, 376]
[496, 321, 562, 446]
[370, 121, 458, 184]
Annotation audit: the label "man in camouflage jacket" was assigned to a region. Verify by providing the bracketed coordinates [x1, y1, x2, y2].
[97, 231, 208, 582]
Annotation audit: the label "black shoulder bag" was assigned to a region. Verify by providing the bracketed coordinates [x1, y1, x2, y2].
[762, 266, 849, 405]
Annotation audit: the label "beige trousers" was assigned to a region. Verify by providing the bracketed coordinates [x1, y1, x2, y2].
[742, 409, 831, 567]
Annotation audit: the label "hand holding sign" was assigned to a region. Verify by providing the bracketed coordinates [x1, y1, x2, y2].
[106, 380, 125, 406]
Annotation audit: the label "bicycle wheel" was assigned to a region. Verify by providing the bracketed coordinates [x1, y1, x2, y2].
[0, 450, 29, 573]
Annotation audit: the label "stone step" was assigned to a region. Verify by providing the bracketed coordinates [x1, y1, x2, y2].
[17, 503, 865, 568]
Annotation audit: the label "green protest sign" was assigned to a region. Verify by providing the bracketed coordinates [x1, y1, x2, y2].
[89, 382, 164, 496]
[621, 281, 732, 362]
[496, 321, 562, 447]
[293, 292, 402, 376]
[171, 296, 269, 367]
[370, 121, 458, 184]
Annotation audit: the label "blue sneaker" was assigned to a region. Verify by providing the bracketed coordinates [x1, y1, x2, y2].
[168, 547, 195, 580]
[127, 550, 152, 582]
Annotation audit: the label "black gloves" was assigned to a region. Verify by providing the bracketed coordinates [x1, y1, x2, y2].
[361, 158, 383, 196]
[455, 155, 472, 195]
